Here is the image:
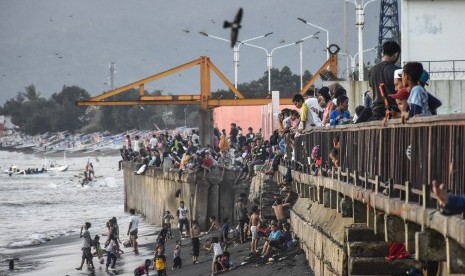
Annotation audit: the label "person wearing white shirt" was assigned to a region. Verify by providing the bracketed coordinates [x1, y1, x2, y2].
[304, 89, 323, 127]
[149, 134, 158, 150]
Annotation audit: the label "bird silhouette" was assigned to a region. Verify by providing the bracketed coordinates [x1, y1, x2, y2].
[223, 8, 243, 48]
[182, 29, 190, 33]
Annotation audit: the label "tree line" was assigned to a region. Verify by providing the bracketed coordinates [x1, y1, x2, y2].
[0, 66, 313, 135]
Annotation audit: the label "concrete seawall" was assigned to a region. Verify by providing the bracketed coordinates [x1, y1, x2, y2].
[123, 160, 465, 275]
[123, 161, 249, 229]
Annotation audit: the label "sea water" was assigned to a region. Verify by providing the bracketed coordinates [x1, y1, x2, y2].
[0, 150, 126, 273]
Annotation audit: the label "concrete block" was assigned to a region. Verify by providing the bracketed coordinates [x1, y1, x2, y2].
[330, 190, 338, 209]
[384, 214, 405, 243]
[415, 230, 446, 261]
[353, 200, 367, 224]
[349, 257, 421, 275]
[446, 237, 465, 274]
[347, 241, 389, 258]
[346, 227, 378, 242]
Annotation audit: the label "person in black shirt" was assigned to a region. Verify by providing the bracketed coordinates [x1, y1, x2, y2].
[368, 41, 401, 120]
[247, 137, 268, 179]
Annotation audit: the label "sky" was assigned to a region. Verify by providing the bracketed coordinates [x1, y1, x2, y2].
[0, 0, 381, 105]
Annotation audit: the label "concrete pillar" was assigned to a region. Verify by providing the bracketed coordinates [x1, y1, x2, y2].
[317, 185, 324, 204]
[384, 214, 405, 243]
[199, 109, 213, 148]
[367, 204, 375, 229]
[415, 230, 446, 262]
[330, 190, 338, 209]
[373, 210, 385, 236]
[406, 222, 421, 253]
[323, 188, 330, 207]
[446, 237, 465, 273]
[353, 200, 367, 224]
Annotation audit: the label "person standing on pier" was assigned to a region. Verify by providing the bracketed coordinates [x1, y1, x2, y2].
[127, 208, 139, 254]
[368, 41, 401, 120]
[177, 201, 190, 238]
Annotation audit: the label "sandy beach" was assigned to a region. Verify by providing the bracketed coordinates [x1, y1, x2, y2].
[4, 217, 313, 276]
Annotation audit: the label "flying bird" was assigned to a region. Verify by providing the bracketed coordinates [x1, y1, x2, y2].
[223, 8, 243, 48]
[182, 29, 190, 33]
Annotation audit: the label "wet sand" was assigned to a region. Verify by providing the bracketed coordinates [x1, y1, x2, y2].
[8, 218, 313, 276]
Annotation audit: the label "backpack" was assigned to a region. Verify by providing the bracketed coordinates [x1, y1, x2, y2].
[427, 92, 442, 114]
[311, 145, 321, 160]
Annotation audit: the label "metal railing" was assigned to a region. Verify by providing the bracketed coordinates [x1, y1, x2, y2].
[293, 114, 465, 196]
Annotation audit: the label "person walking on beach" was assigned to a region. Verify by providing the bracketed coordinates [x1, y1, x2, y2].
[105, 234, 118, 272]
[234, 197, 248, 244]
[163, 211, 174, 240]
[127, 208, 139, 254]
[176, 201, 190, 238]
[76, 222, 95, 271]
[249, 206, 261, 253]
[190, 220, 203, 264]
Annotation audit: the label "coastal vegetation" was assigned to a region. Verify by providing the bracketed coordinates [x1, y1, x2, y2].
[0, 66, 312, 134]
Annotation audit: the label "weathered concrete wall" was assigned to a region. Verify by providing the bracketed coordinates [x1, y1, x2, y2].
[123, 162, 249, 229]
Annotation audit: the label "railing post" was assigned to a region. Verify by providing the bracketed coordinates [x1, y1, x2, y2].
[405, 181, 411, 203]
[388, 178, 394, 198]
[375, 175, 379, 194]
[422, 183, 431, 209]
[354, 170, 358, 187]
[364, 171, 368, 189]
[346, 167, 350, 184]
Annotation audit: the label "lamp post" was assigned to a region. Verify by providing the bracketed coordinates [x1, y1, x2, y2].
[296, 33, 320, 89]
[297, 18, 330, 61]
[341, 46, 378, 80]
[345, 0, 377, 81]
[199, 31, 273, 88]
[243, 31, 319, 93]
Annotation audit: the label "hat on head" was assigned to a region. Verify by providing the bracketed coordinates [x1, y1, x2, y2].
[420, 70, 429, 86]
[394, 69, 403, 80]
[389, 88, 409, 100]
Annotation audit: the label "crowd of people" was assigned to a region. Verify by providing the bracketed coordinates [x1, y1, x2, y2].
[75, 40, 452, 276]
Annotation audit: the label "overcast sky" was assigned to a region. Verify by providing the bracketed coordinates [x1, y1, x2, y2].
[0, 0, 381, 104]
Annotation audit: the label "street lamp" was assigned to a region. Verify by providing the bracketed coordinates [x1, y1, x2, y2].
[345, 0, 377, 81]
[199, 31, 273, 88]
[243, 31, 320, 93]
[296, 33, 320, 89]
[341, 46, 378, 80]
[297, 18, 330, 61]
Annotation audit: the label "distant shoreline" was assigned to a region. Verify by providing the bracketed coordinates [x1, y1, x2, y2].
[0, 147, 120, 159]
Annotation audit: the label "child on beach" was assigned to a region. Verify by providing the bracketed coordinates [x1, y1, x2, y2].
[134, 259, 151, 276]
[163, 211, 174, 240]
[172, 240, 182, 270]
[156, 224, 169, 247]
[205, 236, 223, 276]
[105, 234, 118, 272]
[92, 235, 104, 263]
[153, 245, 167, 276]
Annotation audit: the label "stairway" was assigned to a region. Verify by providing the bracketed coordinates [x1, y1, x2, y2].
[346, 226, 422, 275]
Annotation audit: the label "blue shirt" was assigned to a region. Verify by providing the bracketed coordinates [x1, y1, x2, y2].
[268, 230, 282, 240]
[329, 109, 351, 126]
[408, 85, 431, 117]
[442, 195, 465, 216]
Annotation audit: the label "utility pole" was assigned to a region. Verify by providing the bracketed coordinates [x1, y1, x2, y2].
[109, 62, 116, 90]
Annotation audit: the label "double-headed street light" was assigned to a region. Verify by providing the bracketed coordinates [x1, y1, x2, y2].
[341, 46, 378, 80]
[297, 18, 330, 61]
[345, 0, 377, 81]
[199, 31, 273, 88]
[243, 31, 320, 93]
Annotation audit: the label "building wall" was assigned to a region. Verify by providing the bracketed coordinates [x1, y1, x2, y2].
[401, 0, 465, 68]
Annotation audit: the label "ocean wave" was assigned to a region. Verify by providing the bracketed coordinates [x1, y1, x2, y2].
[0, 200, 58, 207]
[7, 229, 76, 249]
